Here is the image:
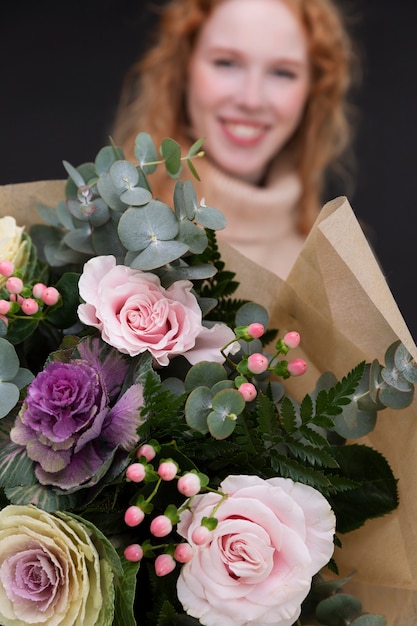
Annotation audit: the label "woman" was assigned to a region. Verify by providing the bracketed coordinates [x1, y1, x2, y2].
[112, 0, 356, 278]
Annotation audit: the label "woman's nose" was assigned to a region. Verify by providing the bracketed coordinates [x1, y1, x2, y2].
[235, 70, 265, 110]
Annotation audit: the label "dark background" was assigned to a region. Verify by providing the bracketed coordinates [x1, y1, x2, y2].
[1, 1, 416, 339]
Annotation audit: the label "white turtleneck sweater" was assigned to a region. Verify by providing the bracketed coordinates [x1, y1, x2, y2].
[190, 158, 306, 280]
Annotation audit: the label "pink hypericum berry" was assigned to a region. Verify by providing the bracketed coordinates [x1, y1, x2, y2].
[124, 505, 145, 527]
[157, 460, 178, 481]
[41, 286, 60, 306]
[177, 473, 201, 497]
[0, 261, 14, 277]
[247, 322, 265, 339]
[150, 515, 173, 538]
[191, 525, 211, 546]
[0, 300, 11, 315]
[9, 294, 23, 304]
[247, 353, 269, 375]
[174, 543, 193, 563]
[6, 277, 23, 294]
[287, 358, 307, 377]
[32, 282, 47, 299]
[238, 382, 257, 402]
[284, 331, 301, 349]
[21, 298, 39, 315]
[126, 463, 146, 483]
[137, 443, 156, 462]
[124, 543, 144, 562]
[155, 553, 176, 577]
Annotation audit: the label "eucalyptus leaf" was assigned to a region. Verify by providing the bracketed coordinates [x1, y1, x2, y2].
[97, 172, 126, 211]
[187, 137, 205, 157]
[95, 144, 124, 175]
[160, 137, 182, 178]
[134, 132, 158, 174]
[177, 219, 208, 253]
[0, 382, 19, 418]
[333, 403, 377, 439]
[118, 202, 180, 252]
[212, 388, 245, 422]
[378, 382, 413, 409]
[315, 593, 362, 625]
[235, 302, 269, 329]
[128, 240, 189, 270]
[184, 361, 227, 391]
[63, 227, 95, 254]
[194, 203, 227, 230]
[174, 180, 198, 220]
[35, 202, 62, 227]
[351, 615, 387, 626]
[57, 200, 76, 229]
[108, 161, 139, 198]
[184, 386, 213, 432]
[120, 187, 152, 206]
[92, 221, 127, 260]
[160, 263, 217, 286]
[0, 337, 20, 380]
[10, 367, 34, 390]
[63, 159, 86, 187]
[207, 409, 237, 439]
[65, 163, 97, 197]
[381, 367, 413, 393]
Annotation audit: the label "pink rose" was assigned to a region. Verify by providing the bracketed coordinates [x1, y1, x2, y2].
[77, 256, 236, 366]
[176, 475, 335, 626]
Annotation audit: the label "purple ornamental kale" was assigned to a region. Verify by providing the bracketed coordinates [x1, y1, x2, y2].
[10, 336, 144, 491]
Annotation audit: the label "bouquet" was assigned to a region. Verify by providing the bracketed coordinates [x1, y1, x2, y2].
[0, 133, 416, 626]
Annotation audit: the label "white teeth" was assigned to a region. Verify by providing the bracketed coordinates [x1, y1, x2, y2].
[224, 122, 264, 139]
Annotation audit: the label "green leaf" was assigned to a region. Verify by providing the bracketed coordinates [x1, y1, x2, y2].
[184, 387, 213, 433]
[351, 616, 387, 626]
[315, 593, 362, 625]
[0, 337, 20, 380]
[0, 440, 37, 487]
[45, 272, 81, 329]
[177, 219, 208, 254]
[64, 226, 94, 254]
[194, 202, 227, 230]
[63, 159, 86, 187]
[128, 240, 189, 271]
[327, 444, 398, 533]
[235, 302, 269, 329]
[280, 396, 297, 433]
[0, 383, 19, 418]
[333, 402, 377, 439]
[95, 144, 124, 175]
[118, 201, 179, 251]
[184, 362, 227, 391]
[187, 137, 205, 157]
[378, 382, 414, 409]
[207, 409, 237, 439]
[97, 172, 126, 211]
[134, 132, 158, 174]
[120, 187, 152, 206]
[174, 180, 197, 220]
[109, 160, 139, 193]
[160, 137, 182, 177]
[393, 341, 417, 383]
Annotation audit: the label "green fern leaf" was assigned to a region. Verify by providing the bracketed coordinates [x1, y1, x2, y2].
[280, 396, 298, 433]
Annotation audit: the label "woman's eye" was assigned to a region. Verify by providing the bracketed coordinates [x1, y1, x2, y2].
[272, 68, 297, 79]
[213, 59, 236, 68]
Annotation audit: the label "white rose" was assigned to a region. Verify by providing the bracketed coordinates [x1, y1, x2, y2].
[0, 216, 27, 287]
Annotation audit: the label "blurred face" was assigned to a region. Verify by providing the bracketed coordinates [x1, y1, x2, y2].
[186, 0, 310, 184]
